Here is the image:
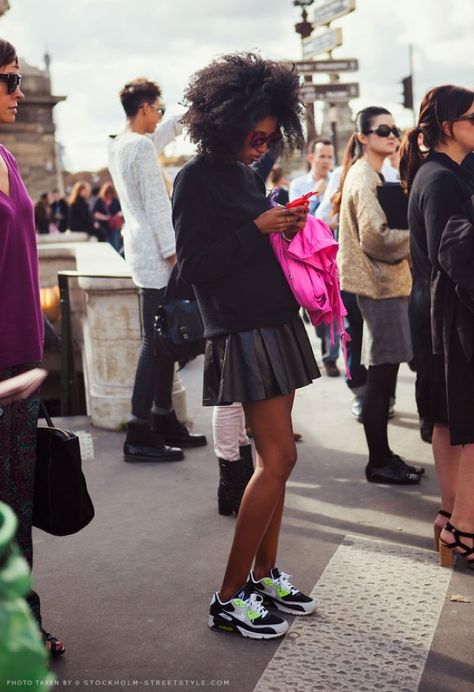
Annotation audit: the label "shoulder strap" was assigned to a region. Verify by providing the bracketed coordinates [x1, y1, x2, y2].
[40, 400, 55, 428]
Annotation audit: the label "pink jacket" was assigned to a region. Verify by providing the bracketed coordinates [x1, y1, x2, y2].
[270, 215, 350, 377]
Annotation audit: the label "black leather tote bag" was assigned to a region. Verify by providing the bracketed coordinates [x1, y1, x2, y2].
[33, 402, 94, 536]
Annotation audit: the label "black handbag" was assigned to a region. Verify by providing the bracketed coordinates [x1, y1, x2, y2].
[155, 299, 205, 360]
[154, 265, 205, 361]
[33, 402, 95, 536]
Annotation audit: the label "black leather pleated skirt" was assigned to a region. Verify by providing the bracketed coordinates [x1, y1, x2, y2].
[202, 314, 320, 406]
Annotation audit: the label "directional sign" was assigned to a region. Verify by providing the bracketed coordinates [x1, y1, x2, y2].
[300, 82, 360, 102]
[302, 27, 343, 58]
[313, 0, 356, 28]
[295, 58, 359, 74]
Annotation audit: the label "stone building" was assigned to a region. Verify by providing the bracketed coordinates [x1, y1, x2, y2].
[0, 1, 66, 200]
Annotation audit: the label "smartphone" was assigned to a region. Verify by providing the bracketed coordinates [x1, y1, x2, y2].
[286, 191, 318, 209]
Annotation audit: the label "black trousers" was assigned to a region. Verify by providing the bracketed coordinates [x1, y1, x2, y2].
[341, 290, 367, 391]
[131, 288, 175, 418]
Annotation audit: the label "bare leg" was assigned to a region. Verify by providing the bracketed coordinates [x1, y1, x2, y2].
[450, 444, 474, 531]
[440, 444, 474, 561]
[432, 424, 460, 516]
[253, 489, 285, 580]
[219, 393, 296, 601]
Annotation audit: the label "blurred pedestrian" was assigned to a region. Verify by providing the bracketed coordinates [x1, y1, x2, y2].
[175, 52, 318, 640]
[49, 188, 68, 233]
[384, 142, 401, 182]
[68, 181, 97, 237]
[400, 84, 474, 565]
[213, 403, 253, 517]
[337, 106, 424, 485]
[92, 182, 123, 252]
[289, 138, 334, 215]
[0, 38, 65, 657]
[34, 192, 50, 234]
[108, 77, 206, 463]
[88, 184, 100, 213]
[268, 165, 289, 206]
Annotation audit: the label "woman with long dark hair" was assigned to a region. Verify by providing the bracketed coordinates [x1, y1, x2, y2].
[92, 182, 123, 251]
[173, 53, 319, 639]
[0, 38, 65, 656]
[336, 107, 424, 484]
[68, 180, 96, 237]
[399, 85, 474, 567]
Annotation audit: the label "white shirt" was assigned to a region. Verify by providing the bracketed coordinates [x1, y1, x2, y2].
[288, 171, 315, 202]
[289, 171, 330, 215]
[316, 166, 342, 225]
[381, 159, 400, 182]
[108, 115, 183, 289]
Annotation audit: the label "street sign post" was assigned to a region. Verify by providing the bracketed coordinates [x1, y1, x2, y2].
[300, 81, 360, 102]
[294, 58, 358, 74]
[302, 27, 343, 58]
[313, 0, 356, 28]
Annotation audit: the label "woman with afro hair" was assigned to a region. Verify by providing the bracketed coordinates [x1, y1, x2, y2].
[173, 52, 320, 639]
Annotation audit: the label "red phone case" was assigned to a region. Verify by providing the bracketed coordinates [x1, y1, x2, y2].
[286, 191, 317, 209]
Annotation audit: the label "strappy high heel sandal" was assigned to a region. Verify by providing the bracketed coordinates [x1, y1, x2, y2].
[42, 629, 66, 658]
[439, 522, 474, 569]
[433, 509, 452, 551]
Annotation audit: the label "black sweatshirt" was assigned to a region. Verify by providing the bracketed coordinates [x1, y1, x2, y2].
[172, 156, 298, 337]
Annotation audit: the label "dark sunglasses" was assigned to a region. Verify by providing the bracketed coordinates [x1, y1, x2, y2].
[365, 125, 401, 138]
[453, 113, 474, 124]
[248, 130, 282, 149]
[0, 72, 22, 94]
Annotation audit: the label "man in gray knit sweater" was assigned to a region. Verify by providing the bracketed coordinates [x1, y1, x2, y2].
[109, 78, 206, 462]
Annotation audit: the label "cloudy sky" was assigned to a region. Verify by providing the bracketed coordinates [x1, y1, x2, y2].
[1, 0, 472, 171]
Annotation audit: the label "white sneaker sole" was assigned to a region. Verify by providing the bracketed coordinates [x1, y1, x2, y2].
[208, 615, 288, 639]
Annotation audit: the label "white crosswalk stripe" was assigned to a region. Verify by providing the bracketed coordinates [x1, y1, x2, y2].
[254, 536, 453, 692]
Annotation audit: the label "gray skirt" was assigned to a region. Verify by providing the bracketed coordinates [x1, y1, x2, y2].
[357, 296, 413, 367]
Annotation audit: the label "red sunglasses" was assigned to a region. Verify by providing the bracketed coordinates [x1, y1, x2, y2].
[248, 130, 282, 149]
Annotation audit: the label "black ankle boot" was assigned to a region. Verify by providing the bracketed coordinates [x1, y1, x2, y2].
[124, 420, 184, 463]
[239, 444, 254, 477]
[218, 456, 254, 517]
[151, 410, 207, 448]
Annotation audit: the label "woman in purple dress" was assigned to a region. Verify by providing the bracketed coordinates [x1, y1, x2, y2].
[0, 38, 65, 656]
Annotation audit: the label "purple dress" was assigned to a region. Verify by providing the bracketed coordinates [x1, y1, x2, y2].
[0, 144, 44, 625]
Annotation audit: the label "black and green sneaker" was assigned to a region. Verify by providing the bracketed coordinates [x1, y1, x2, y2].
[209, 583, 289, 639]
[249, 568, 316, 615]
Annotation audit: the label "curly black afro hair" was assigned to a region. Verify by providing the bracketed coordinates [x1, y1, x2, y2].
[181, 52, 304, 161]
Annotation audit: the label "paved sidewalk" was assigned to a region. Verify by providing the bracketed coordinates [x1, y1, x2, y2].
[32, 335, 474, 692]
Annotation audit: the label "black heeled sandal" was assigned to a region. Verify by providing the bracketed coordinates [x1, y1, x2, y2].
[439, 522, 474, 570]
[433, 509, 452, 551]
[42, 629, 66, 658]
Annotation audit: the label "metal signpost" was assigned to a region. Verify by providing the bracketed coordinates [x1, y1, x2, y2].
[299, 82, 360, 102]
[294, 58, 358, 74]
[293, 0, 358, 160]
[312, 0, 356, 27]
[302, 27, 343, 58]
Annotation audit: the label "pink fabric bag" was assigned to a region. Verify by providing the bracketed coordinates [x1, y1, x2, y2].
[270, 215, 351, 378]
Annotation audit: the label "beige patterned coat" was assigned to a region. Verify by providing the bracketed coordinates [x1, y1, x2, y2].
[338, 158, 412, 299]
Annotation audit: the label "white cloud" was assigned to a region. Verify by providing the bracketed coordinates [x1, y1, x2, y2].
[1, 0, 472, 170]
